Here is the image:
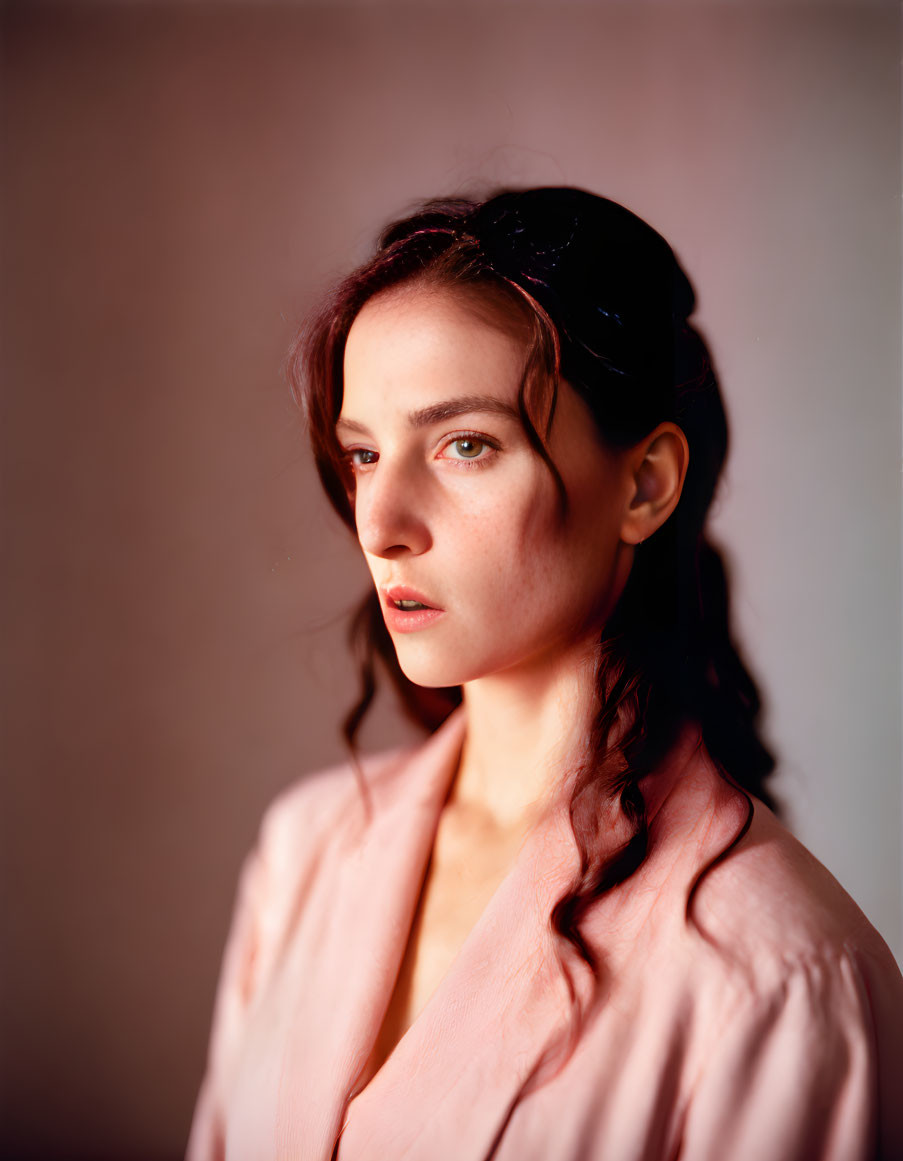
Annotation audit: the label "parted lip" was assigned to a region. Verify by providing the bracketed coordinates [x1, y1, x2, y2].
[382, 584, 442, 610]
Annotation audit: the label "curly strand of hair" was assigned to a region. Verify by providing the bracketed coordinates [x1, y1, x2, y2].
[340, 593, 380, 823]
[550, 649, 644, 964]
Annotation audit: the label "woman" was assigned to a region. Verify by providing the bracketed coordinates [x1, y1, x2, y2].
[187, 187, 903, 1161]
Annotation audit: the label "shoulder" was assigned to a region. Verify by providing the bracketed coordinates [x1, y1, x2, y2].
[691, 792, 898, 978]
[637, 733, 903, 1034]
[653, 752, 903, 1158]
[253, 710, 467, 870]
[252, 740, 417, 871]
[641, 731, 897, 972]
[213, 739, 425, 1007]
[682, 761, 903, 1147]
[686, 797, 903, 1048]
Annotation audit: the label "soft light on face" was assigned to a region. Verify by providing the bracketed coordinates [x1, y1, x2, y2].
[337, 282, 634, 690]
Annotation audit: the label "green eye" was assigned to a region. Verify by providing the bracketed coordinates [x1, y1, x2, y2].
[451, 438, 484, 459]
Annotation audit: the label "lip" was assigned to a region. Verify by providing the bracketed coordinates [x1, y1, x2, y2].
[381, 584, 446, 634]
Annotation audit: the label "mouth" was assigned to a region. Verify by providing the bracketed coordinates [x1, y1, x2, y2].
[382, 584, 442, 613]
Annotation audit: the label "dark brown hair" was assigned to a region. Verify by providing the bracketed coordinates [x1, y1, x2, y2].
[288, 186, 776, 991]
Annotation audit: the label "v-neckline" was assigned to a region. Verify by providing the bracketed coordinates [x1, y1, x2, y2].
[343, 803, 538, 1110]
[343, 852, 435, 1109]
[334, 811, 581, 1161]
[340, 712, 467, 1117]
[339, 729, 572, 1135]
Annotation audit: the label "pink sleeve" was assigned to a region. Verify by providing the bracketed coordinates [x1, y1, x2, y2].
[185, 843, 267, 1161]
[680, 948, 884, 1161]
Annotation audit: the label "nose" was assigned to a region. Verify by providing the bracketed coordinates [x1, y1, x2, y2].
[354, 456, 432, 559]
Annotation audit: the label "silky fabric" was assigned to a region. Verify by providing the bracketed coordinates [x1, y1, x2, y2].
[187, 708, 903, 1161]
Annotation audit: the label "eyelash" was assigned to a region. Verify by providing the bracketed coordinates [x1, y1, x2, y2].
[342, 431, 501, 474]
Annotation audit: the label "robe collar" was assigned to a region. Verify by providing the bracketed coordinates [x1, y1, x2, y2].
[267, 707, 743, 1161]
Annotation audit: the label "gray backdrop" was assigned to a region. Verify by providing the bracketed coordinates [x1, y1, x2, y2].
[2, 3, 900, 1158]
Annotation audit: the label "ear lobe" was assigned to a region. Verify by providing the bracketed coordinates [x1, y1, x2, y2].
[620, 423, 690, 545]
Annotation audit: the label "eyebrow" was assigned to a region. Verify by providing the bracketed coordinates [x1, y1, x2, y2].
[335, 393, 521, 437]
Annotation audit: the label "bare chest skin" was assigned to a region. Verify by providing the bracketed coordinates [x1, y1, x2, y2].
[352, 803, 529, 1094]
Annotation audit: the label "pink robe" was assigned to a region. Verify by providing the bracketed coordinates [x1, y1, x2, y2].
[187, 708, 903, 1160]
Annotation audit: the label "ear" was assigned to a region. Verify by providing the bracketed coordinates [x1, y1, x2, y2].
[619, 422, 690, 546]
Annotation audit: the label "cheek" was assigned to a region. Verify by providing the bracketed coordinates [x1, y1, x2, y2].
[452, 473, 570, 613]
[488, 467, 623, 632]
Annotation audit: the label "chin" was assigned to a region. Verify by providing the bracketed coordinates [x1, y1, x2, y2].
[394, 655, 473, 690]
[392, 636, 531, 690]
[390, 638, 481, 689]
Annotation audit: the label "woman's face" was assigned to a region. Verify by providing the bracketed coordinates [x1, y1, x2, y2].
[337, 282, 635, 690]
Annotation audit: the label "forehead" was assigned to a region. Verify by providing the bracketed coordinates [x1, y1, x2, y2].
[341, 284, 530, 417]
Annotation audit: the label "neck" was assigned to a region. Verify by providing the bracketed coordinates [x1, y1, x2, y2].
[450, 634, 600, 835]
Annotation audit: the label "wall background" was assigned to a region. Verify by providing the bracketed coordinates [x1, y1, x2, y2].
[2, 3, 900, 1158]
